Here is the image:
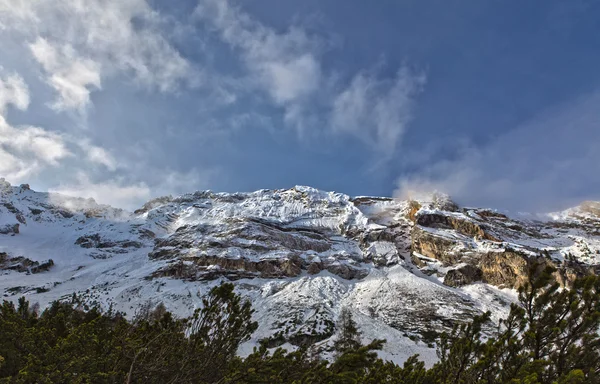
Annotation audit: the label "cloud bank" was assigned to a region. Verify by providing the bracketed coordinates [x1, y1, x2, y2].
[395, 90, 600, 212]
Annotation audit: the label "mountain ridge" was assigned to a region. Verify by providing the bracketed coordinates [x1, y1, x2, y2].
[1, 178, 598, 365]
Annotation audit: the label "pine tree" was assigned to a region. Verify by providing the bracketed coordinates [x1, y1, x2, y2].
[167, 282, 258, 383]
[333, 307, 362, 355]
[429, 263, 600, 384]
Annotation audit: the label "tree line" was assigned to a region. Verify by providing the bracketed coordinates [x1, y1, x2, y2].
[0, 265, 599, 383]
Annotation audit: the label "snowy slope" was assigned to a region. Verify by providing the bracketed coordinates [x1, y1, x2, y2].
[0, 178, 598, 365]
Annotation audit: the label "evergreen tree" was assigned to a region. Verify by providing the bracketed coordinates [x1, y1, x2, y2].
[333, 307, 363, 355]
[429, 264, 600, 384]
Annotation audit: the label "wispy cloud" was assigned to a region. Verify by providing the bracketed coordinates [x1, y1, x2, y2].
[29, 38, 102, 112]
[195, 0, 425, 155]
[0, 0, 213, 207]
[0, 70, 29, 113]
[1, 0, 428, 207]
[49, 173, 152, 210]
[331, 66, 425, 157]
[76, 140, 118, 171]
[49, 168, 213, 209]
[1, 0, 196, 113]
[0, 68, 207, 209]
[0, 70, 119, 182]
[195, 0, 323, 138]
[395, 90, 600, 211]
[0, 71, 71, 180]
[196, 0, 322, 105]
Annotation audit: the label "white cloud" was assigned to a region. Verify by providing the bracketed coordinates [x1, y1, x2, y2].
[0, 73, 71, 181]
[394, 90, 600, 212]
[0, 70, 121, 186]
[29, 38, 102, 111]
[1, 0, 428, 206]
[0, 71, 29, 112]
[4, 123, 71, 166]
[1, 0, 194, 112]
[0, 1, 218, 208]
[49, 173, 152, 210]
[0, 1, 37, 29]
[76, 140, 118, 171]
[331, 66, 425, 157]
[195, 0, 323, 134]
[196, 0, 426, 154]
[263, 54, 321, 104]
[196, 0, 322, 105]
[49, 168, 212, 209]
[0, 121, 71, 181]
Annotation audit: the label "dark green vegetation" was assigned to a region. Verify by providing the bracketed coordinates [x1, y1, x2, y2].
[1, 266, 599, 383]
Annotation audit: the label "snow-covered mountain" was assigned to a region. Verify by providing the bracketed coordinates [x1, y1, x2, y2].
[1, 178, 599, 365]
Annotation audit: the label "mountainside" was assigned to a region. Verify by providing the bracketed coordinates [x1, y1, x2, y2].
[1, 178, 599, 365]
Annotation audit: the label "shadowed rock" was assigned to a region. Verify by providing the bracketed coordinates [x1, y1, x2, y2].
[444, 265, 484, 287]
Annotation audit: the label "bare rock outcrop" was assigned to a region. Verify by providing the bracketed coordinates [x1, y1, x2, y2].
[416, 213, 499, 241]
[477, 250, 532, 288]
[75, 234, 143, 249]
[411, 226, 462, 265]
[444, 264, 484, 287]
[150, 254, 306, 280]
[0, 252, 54, 274]
[0, 223, 19, 235]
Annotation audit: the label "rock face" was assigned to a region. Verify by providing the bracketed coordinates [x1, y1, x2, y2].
[0, 223, 19, 234]
[444, 265, 484, 287]
[477, 250, 531, 288]
[0, 253, 54, 274]
[410, 204, 600, 289]
[75, 234, 143, 249]
[150, 254, 307, 280]
[0, 179, 598, 364]
[415, 213, 498, 241]
[411, 226, 462, 264]
[139, 189, 395, 281]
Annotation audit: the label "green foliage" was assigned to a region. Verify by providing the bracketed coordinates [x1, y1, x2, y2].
[333, 307, 363, 355]
[1, 266, 599, 383]
[428, 265, 600, 384]
[0, 283, 257, 384]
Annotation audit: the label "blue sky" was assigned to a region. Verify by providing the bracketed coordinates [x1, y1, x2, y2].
[0, 0, 599, 211]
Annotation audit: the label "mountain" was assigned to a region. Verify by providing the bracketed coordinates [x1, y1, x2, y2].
[1, 178, 599, 365]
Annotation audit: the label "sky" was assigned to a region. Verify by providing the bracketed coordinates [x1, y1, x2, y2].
[0, 0, 599, 212]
